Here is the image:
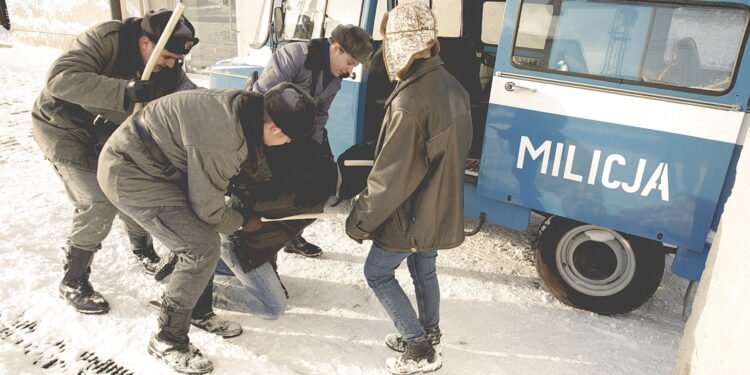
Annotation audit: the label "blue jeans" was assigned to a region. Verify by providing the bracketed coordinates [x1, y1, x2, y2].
[212, 234, 288, 319]
[364, 244, 440, 342]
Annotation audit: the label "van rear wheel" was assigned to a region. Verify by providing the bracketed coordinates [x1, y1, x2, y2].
[534, 216, 665, 314]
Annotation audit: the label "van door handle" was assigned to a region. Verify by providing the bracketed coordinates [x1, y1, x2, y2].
[504, 82, 537, 93]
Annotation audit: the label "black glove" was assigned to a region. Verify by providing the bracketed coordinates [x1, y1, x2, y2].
[124, 78, 166, 105]
[336, 142, 375, 200]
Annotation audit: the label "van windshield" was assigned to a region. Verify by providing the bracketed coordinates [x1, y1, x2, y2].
[512, 0, 749, 93]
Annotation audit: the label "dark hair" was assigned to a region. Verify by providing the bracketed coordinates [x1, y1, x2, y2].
[329, 24, 374, 64]
[254, 139, 337, 207]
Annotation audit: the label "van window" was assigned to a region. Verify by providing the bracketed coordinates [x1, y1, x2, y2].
[482, 1, 506, 45]
[282, 0, 326, 40]
[384, 0, 462, 38]
[512, 0, 748, 93]
[324, 0, 364, 37]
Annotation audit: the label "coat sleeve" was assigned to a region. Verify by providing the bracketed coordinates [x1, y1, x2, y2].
[45, 27, 129, 112]
[348, 109, 428, 234]
[185, 145, 245, 234]
[252, 44, 303, 94]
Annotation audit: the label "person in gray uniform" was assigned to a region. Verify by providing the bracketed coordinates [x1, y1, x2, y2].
[31, 9, 199, 315]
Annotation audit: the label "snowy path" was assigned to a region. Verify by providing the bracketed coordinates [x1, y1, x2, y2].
[0, 42, 687, 375]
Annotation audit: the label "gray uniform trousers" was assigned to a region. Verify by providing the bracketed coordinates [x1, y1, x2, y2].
[109, 202, 220, 311]
[52, 162, 149, 251]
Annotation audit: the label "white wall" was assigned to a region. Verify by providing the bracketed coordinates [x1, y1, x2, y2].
[6, 0, 111, 48]
[673, 128, 750, 374]
[4, 0, 175, 49]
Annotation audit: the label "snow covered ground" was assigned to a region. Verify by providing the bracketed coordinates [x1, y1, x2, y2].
[0, 40, 688, 374]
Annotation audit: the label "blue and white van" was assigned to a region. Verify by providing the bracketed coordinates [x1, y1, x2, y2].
[201, 0, 749, 313]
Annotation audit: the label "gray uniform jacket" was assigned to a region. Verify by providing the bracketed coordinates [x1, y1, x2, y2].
[98, 89, 251, 235]
[31, 18, 191, 171]
[346, 56, 473, 252]
[253, 39, 341, 143]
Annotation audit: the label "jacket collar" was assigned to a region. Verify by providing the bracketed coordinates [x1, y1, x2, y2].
[113, 17, 145, 78]
[304, 38, 329, 72]
[384, 55, 444, 106]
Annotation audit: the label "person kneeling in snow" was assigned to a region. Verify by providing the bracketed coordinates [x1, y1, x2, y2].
[97, 83, 316, 374]
[213, 139, 337, 316]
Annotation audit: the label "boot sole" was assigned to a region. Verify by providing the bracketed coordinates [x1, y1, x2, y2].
[147, 345, 214, 375]
[58, 292, 109, 315]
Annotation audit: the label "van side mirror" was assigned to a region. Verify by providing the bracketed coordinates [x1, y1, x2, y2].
[273, 7, 284, 41]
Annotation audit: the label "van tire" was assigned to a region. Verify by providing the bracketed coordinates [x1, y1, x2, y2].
[534, 216, 665, 314]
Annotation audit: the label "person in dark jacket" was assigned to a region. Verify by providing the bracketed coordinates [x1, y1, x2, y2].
[253, 24, 373, 257]
[97, 83, 317, 374]
[212, 139, 338, 317]
[31, 8, 199, 315]
[345, 4, 472, 374]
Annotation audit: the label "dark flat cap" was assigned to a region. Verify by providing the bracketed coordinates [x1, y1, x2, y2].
[142, 8, 199, 55]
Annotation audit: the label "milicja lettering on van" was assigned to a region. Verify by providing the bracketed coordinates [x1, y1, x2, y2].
[516, 136, 670, 202]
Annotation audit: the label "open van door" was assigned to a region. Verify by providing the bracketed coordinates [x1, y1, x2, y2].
[481, 0, 750, 312]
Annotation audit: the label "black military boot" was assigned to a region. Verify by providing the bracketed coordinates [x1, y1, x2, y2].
[385, 336, 442, 375]
[131, 235, 161, 275]
[59, 246, 110, 314]
[148, 302, 213, 374]
[282, 235, 322, 257]
[190, 276, 242, 338]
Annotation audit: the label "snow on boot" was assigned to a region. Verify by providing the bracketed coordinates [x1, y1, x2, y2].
[190, 312, 242, 339]
[148, 337, 213, 375]
[385, 337, 442, 375]
[59, 246, 109, 314]
[385, 330, 442, 353]
[131, 236, 160, 275]
[154, 252, 178, 281]
[150, 301, 214, 374]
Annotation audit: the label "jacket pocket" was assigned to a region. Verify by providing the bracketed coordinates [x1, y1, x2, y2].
[392, 210, 405, 233]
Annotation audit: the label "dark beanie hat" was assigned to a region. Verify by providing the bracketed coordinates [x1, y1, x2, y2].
[263, 83, 317, 140]
[329, 24, 374, 64]
[142, 8, 199, 54]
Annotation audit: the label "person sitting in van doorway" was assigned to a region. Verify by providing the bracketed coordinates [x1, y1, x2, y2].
[30, 8, 199, 315]
[345, 3, 472, 374]
[97, 83, 316, 374]
[252, 23, 374, 258]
